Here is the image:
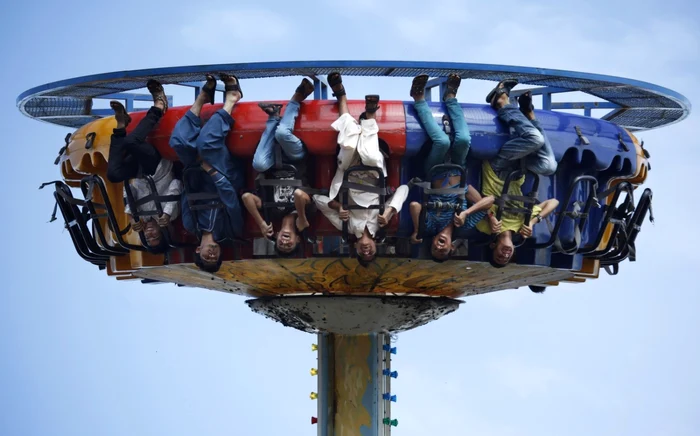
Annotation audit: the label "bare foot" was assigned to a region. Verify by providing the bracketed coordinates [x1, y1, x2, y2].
[491, 91, 510, 110]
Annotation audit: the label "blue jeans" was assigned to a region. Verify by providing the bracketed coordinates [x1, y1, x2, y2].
[489, 106, 557, 177]
[170, 109, 244, 240]
[252, 100, 306, 172]
[414, 98, 471, 174]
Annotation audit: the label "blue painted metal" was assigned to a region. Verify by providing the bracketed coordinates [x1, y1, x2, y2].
[17, 60, 690, 130]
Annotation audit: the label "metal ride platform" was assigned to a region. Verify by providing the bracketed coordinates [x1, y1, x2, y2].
[17, 60, 691, 130]
[18, 61, 691, 436]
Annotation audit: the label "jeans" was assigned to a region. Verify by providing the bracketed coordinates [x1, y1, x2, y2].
[107, 106, 163, 183]
[170, 109, 244, 240]
[489, 106, 557, 177]
[414, 98, 471, 174]
[252, 100, 306, 173]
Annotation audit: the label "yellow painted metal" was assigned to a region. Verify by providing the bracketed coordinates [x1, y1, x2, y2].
[133, 258, 574, 298]
[332, 335, 373, 435]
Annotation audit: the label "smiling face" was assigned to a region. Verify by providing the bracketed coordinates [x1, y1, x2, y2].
[355, 233, 377, 262]
[491, 233, 514, 266]
[142, 220, 163, 248]
[196, 240, 221, 266]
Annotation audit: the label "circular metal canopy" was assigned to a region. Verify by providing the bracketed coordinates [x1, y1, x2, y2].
[16, 60, 690, 131]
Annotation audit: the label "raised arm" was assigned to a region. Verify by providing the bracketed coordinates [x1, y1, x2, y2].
[242, 192, 273, 238]
[409, 201, 423, 244]
[202, 161, 244, 238]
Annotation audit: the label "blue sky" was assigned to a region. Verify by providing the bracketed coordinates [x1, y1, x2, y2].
[1, 1, 699, 435]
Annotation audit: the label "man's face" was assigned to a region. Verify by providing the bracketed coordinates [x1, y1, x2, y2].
[196, 240, 221, 264]
[492, 237, 514, 265]
[276, 228, 300, 253]
[355, 235, 377, 262]
[431, 233, 453, 260]
[143, 220, 163, 248]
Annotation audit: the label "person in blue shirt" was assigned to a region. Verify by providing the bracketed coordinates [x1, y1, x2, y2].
[407, 73, 494, 261]
[169, 73, 245, 272]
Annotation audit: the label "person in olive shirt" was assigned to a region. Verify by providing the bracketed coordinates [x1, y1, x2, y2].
[479, 79, 560, 267]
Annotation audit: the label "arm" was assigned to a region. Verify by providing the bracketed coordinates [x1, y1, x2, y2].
[409, 201, 423, 244]
[122, 185, 132, 216]
[294, 189, 312, 231]
[204, 164, 244, 238]
[242, 192, 273, 238]
[161, 178, 183, 220]
[520, 198, 560, 238]
[327, 199, 349, 221]
[313, 195, 345, 231]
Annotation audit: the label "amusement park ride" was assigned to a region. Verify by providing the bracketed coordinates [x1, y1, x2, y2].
[18, 61, 690, 435]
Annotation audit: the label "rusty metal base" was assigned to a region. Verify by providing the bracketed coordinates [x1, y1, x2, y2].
[246, 295, 462, 334]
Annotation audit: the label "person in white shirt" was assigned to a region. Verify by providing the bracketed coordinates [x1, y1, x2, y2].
[313, 72, 409, 266]
[123, 158, 183, 251]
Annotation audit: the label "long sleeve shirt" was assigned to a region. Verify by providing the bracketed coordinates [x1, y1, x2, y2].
[123, 159, 182, 220]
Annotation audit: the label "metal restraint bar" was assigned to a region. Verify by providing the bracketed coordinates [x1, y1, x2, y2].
[80, 175, 146, 252]
[123, 175, 189, 251]
[340, 165, 387, 247]
[599, 188, 653, 275]
[494, 169, 540, 248]
[577, 181, 635, 255]
[408, 163, 467, 241]
[533, 175, 599, 254]
[40, 181, 111, 267]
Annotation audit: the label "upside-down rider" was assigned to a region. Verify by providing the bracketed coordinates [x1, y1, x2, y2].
[106, 79, 182, 252]
[169, 73, 245, 273]
[242, 78, 316, 256]
[478, 79, 560, 267]
[313, 72, 409, 266]
[406, 73, 495, 261]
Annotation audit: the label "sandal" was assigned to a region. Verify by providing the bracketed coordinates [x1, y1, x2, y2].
[442, 73, 461, 101]
[359, 95, 380, 120]
[109, 101, 131, 127]
[201, 74, 217, 105]
[219, 73, 243, 99]
[410, 74, 429, 99]
[485, 78, 518, 104]
[295, 78, 315, 100]
[518, 91, 535, 113]
[146, 79, 168, 113]
[258, 102, 283, 117]
[364, 94, 380, 113]
[327, 72, 345, 98]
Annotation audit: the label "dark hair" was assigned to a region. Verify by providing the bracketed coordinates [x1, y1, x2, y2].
[485, 247, 508, 268]
[147, 237, 170, 254]
[193, 252, 223, 273]
[274, 240, 301, 258]
[431, 254, 448, 263]
[529, 285, 547, 293]
[356, 256, 374, 268]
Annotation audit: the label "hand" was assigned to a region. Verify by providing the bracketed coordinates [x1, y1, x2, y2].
[339, 207, 350, 222]
[157, 213, 171, 227]
[131, 217, 144, 232]
[488, 213, 502, 234]
[259, 221, 274, 239]
[378, 211, 391, 228]
[519, 224, 533, 238]
[200, 161, 213, 173]
[410, 232, 423, 244]
[454, 211, 467, 227]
